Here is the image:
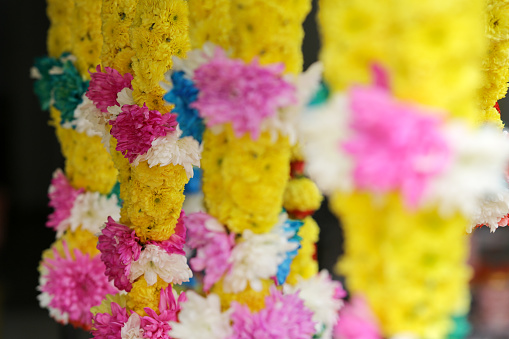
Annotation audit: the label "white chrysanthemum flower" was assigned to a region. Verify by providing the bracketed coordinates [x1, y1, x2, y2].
[169, 292, 232, 339]
[65, 95, 106, 138]
[182, 192, 205, 214]
[121, 313, 144, 339]
[424, 124, 509, 228]
[469, 188, 509, 232]
[65, 191, 120, 237]
[263, 62, 323, 145]
[223, 217, 298, 293]
[299, 93, 354, 195]
[129, 245, 192, 286]
[133, 127, 201, 179]
[284, 270, 344, 339]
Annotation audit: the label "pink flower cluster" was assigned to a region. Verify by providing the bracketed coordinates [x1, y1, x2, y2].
[343, 86, 451, 206]
[87, 65, 133, 113]
[229, 287, 315, 339]
[97, 212, 187, 292]
[92, 286, 186, 339]
[97, 217, 141, 292]
[40, 242, 118, 330]
[333, 296, 382, 339]
[185, 212, 235, 291]
[46, 169, 84, 232]
[110, 104, 178, 163]
[192, 47, 296, 139]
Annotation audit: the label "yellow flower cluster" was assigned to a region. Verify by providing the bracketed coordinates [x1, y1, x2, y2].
[319, 0, 485, 124]
[127, 277, 169, 316]
[283, 177, 322, 213]
[330, 192, 471, 338]
[202, 126, 291, 234]
[479, 0, 509, 128]
[210, 278, 272, 312]
[91, 293, 128, 316]
[70, 0, 103, 78]
[119, 161, 188, 242]
[50, 107, 117, 194]
[46, 0, 74, 57]
[188, 0, 232, 49]
[100, 0, 138, 75]
[229, 0, 310, 74]
[286, 216, 319, 285]
[129, 0, 190, 113]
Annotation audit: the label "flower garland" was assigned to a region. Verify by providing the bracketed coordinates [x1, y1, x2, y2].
[312, 0, 489, 337]
[34, 0, 121, 330]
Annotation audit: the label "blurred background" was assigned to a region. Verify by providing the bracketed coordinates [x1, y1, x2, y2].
[1, 1, 509, 338]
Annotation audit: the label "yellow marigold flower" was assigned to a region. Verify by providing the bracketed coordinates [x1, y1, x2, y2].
[210, 278, 272, 312]
[122, 162, 187, 242]
[129, 0, 190, 111]
[46, 0, 74, 57]
[286, 216, 319, 285]
[481, 106, 505, 129]
[91, 293, 129, 316]
[70, 0, 103, 78]
[188, 0, 232, 49]
[202, 126, 291, 234]
[283, 177, 323, 212]
[330, 192, 471, 338]
[50, 107, 118, 194]
[127, 277, 169, 316]
[229, 0, 310, 74]
[111, 47, 136, 75]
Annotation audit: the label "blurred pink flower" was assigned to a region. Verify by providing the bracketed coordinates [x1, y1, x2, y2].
[91, 302, 130, 339]
[229, 287, 315, 339]
[333, 295, 382, 339]
[185, 212, 235, 291]
[192, 47, 295, 139]
[343, 86, 451, 206]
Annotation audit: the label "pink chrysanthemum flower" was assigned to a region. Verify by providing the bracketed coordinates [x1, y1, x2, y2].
[229, 287, 315, 339]
[141, 286, 187, 339]
[148, 211, 186, 256]
[98, 217, 142, 292]
[333, 296, 382, 339]
[40, 242, 118, 330]
[87, 65, 133, 113]
[91, 302, 130, 339]
[343, 86, 451, 206]
[185, 212, 235, 291]
[46, 169, 84, 233]
[191, 47, 296, 139]
[110, 104, 178, 163]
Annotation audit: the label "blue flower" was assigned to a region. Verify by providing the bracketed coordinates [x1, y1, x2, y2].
[164, 71, 205, 143]
[184, 167, 202, 194]
[276, 218, 304, 285]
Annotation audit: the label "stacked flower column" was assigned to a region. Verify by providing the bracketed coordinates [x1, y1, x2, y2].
[308, 0, 488, 337]
[35, 0, 120, 329]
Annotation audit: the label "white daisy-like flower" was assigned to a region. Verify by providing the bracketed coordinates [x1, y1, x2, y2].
[469, 188, 509, 232]
[424, 124, 509, 228]
[121, 313, 144, 339]
[65, 191, 121, 237]
[169, 292, 232, 339]
[223, 217, 298, 293]
[133, 127, 201, 179]
[129, 245, 193, 286]
[263, 62, 323, 145]
[65, 94, 105, 137]
[299, 93, 354, 195]
[284, 270, 344, 339]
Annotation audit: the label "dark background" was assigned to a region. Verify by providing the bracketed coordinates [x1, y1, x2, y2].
[1, 1, 508, 338]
